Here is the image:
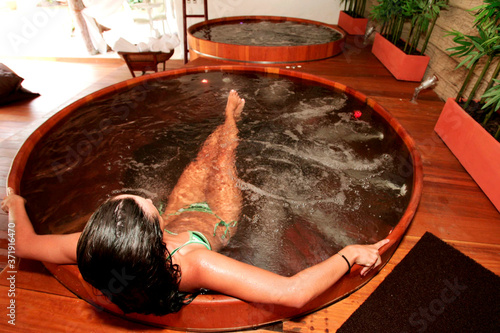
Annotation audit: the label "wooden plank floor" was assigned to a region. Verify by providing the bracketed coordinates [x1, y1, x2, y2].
[0, 37, 498, 332]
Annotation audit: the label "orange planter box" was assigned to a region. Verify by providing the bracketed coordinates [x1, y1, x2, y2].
[371, 33, 430, 82]
[338, 11, 368, 35]
[435, 98, 500, 211]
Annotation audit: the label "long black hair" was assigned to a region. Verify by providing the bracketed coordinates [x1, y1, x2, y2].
[77, 197, 193, 315]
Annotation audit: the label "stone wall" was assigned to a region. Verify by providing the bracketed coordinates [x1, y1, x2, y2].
[365, 0, 499, 101]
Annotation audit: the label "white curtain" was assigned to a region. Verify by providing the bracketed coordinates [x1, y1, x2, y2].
[81, 0, 179, 53]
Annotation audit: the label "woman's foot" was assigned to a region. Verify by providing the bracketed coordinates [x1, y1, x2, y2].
[234, 96, 245, 121]
[226, 90, 245, 121]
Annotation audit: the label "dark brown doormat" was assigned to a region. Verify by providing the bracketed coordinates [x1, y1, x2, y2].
[338, 232, 500, 333]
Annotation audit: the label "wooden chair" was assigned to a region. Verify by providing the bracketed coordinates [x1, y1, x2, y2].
[118, 50, 174, 77]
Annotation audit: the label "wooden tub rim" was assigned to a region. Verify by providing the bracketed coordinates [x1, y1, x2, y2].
[7, 65, 423, 331]
[187, 16, 346, 64]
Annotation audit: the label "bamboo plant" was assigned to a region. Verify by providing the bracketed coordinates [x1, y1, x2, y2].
[480, 79, 500, 139]
[340, 0, 368, 19]
[370, 0, 448, 55]
[446, 0, 500, 128]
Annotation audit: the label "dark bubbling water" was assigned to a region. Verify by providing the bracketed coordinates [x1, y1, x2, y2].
[191, 20, 343, 46]
[20, 71, 413, 276]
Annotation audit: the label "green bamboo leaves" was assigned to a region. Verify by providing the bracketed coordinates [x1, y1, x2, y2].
[473, 0, 500, 30]
[481, 79, 500, 114]
[371, 0, 448, 55]
[480, 80, 500, 138]
[446, 0, 500, 121]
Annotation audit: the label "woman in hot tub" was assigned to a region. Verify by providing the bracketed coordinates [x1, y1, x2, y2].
[2, 90, 388, 315]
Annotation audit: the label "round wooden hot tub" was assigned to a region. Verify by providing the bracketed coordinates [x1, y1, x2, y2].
[8, 66, 422, 331]
[188, 16, 346, 63]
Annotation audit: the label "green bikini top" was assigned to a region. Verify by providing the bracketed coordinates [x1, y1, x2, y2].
[165, 230, 212, 259]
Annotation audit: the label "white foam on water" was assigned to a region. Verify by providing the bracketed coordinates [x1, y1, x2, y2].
[283, 95, 347, 120]
[246, 139, 389, 172]
[239, 180, 348, 206]
[255, 80, 296, 99]
[193, 20, 342, 46]
[283, 129, 300, 141]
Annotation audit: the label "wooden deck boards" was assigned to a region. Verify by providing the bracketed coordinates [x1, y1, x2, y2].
[0, 39, 498, 332]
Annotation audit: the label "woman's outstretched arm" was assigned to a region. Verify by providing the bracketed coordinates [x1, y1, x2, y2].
[181, 239, 389, 308]
[1, 188, 79, 264]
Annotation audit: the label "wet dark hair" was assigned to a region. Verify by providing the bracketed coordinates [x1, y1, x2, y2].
[76, 197, 194, 315]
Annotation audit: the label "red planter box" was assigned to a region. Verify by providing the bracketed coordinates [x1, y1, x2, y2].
[338, 11, 368, 35]
[371, 33, 430, 82]
[435, 98, 500, 211]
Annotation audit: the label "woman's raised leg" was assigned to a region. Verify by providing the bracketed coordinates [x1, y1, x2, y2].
[205, 91, 244, 228]
[164, 90, 244, 222]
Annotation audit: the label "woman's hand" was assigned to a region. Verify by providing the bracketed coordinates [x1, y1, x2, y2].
[340, 239, 390, 276]
[1, 187, 79, 263]
[1, 187, 25, 213]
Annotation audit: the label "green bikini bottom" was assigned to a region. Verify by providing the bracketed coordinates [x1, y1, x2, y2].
[167, 202, 237, 239]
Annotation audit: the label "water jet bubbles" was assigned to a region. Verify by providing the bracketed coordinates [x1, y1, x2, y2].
[399, 184, 408, 197]
[255, 80, 295, 107]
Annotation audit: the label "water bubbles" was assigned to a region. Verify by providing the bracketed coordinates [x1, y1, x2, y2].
[192, 20, 342, 46]
[335, 192, 346, 206]
[399, 184, 408, 197]
[283, 130, 300, 141]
